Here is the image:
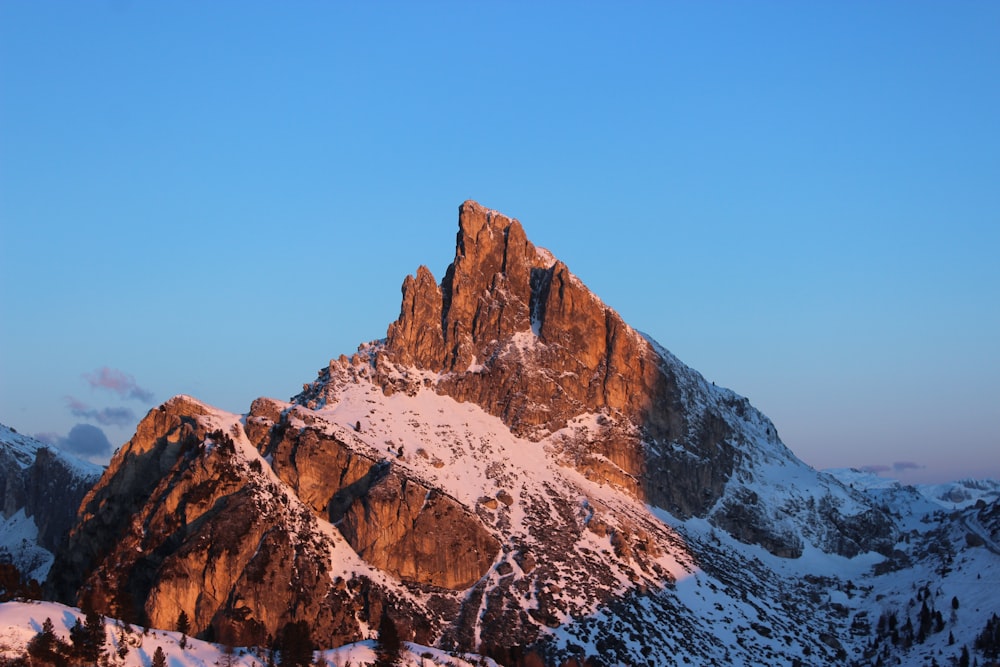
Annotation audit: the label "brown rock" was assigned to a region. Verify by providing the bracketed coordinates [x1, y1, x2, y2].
[255, 409, 500, 590]
[385, 265, 446, 368]
[337, 474, 499, 589]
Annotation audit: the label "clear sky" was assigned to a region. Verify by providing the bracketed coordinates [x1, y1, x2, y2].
[1, 2, 997, 484]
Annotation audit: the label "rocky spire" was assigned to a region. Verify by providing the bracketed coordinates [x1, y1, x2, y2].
[383, 200, 670, 441]
[386, 200, 546, 371]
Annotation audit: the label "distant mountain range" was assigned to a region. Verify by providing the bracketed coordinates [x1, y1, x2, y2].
[2, 201, 998, 666]
[0, 423, 101, 585]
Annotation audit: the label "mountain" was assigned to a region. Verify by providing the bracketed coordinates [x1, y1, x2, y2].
[0, 423, 102, 585]
[40, 202, 1000, 666]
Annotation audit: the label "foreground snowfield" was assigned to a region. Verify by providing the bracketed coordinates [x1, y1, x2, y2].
[0, 600, 499, 667]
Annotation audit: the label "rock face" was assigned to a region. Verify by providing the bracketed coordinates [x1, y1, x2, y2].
[52, 398, 362, 646]
[384, 202, 666, 433]
[0, 424, 100, 582]
[251, 401, 500, 590]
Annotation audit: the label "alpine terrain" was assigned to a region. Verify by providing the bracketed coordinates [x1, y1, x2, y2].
[0, 424, 101, 589]
[3, 201, 998, 666]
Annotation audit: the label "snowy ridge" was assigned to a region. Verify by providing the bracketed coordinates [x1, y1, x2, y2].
[640, 334, 890, 559]
[0, 424, 39, 470]
[295, 372, 850, 663]
[0, 423, 102, 479]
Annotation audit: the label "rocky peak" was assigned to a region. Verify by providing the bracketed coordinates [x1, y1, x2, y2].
[382, 201, 666, 440]
[386, 200, 549, 372]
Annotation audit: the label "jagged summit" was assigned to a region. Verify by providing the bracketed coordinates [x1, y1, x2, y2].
[385, 200, 551, 370]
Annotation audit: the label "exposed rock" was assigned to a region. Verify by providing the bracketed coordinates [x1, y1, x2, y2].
[337, 473, 499, 589]
[385, 265, 446, 368]
[255, 404, 501, 590]
[49, 394, 502, 646]
[3, 445, 98, 555]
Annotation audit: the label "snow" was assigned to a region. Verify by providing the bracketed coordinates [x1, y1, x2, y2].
[286, 345, 1000, 663]
[0, 601, 499, 667]
[0, 600, 261, 667]
[0, 510, 53, 583]
[534, 245, 556, 266]
[1, 423, 103, 582]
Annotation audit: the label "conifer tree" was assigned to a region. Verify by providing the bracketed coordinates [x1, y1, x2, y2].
[375, 615, 401, 667]
[116, 625, 130, 660]
[279, 620, 314, 667]
[151, 645, 168, 667]
[70, 608, 107, 664]
[177, 610, 190, 649]
[27, 617, 69, 667]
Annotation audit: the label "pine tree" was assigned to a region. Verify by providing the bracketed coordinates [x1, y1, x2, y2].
[375, 615, 401, 667]
[976, 613, 1000, 659]
[27, 617, 68, 667]
[151, 646, 168, 667]
[31, 617, 57, 654]
[69, 609, 106, 664]
[918, 600, 933, 641]
[68, 618, 85, 651]
[278, 620, 313, 667]
[177, 610, 190, 649]
[116, 625, 130, 660]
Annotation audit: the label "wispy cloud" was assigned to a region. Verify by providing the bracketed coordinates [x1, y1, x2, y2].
[858, 461, 925, 478]
[83, 367, 153, 403]
[65, 396, 137, 427]
[35, 423, 113, 460]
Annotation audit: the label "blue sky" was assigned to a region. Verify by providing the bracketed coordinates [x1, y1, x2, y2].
[1, 2, 997, 483]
